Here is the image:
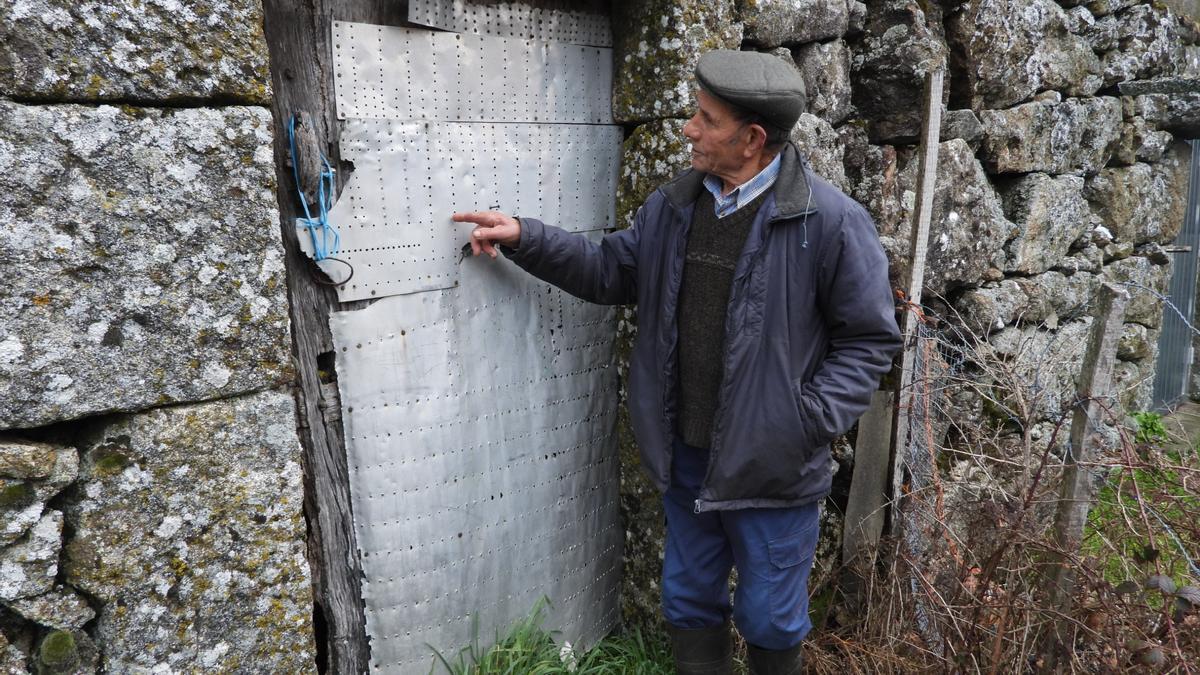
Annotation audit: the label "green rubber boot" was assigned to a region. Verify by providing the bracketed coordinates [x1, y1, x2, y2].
[667, 621, 734, 675]
[746, 641, 804, 675]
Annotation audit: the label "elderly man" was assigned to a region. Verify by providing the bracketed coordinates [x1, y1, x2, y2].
[454, 50, 900, 675]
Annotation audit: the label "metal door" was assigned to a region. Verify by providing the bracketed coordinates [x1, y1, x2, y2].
[1153, 140, 1200, 409]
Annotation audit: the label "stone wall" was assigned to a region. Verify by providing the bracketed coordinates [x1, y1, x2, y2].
[0, 0, 1195, 663]
[0, 1, 315, 672]
[611, 0, 1196, 628]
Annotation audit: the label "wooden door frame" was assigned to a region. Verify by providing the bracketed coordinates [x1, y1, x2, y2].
[261, 2, 411, 672]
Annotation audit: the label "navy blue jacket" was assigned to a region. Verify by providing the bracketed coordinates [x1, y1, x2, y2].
[508, 142, 901, 511]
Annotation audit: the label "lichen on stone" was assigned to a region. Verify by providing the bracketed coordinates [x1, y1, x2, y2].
[0, 440, 58, 480]
[947, 0, 1102, 110]
[979, 96, 1124, 174]
[851, 0, 949, 143]
[1084, 141, 1191, 246]
[882, 139, 1016, 299]
[790, 113, 850, 192]
[0, 0, 272, 103]
[62, 389, 314, 673]
[1096, 3, 1185, 86]
[1000, 173, 1091, 275]
[4, 584, 95, 631]
[0, 101, 292, 429]
[737, 0, 849, 49]
[0, 510, 63, 604]
[792, 39, 854, 125]
[612, 0, 743, 123]
[615, 119, 691, 231]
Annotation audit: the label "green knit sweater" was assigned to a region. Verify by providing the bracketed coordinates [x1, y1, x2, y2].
[676, 188, 772, 449]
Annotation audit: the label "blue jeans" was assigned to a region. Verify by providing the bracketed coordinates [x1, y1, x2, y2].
[661, 437, 820, 650]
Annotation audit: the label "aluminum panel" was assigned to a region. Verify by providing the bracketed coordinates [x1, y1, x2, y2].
[320, 119, 621, 301]
[408, 0, 612, 47]
[331, 256, 622, 673]
[1153, 139, 1200, 409]
[332, 21, 613, 123]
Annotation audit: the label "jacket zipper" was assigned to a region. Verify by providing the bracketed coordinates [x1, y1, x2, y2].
[697, 212, 773, 512]
[696, 208, 817, 512]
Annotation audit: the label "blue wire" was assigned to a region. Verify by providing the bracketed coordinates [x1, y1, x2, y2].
[287, 114, 340, 261]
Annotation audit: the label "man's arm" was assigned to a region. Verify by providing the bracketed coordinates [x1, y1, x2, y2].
[452, 209, 641, 306]
[794, 202, 901, 450]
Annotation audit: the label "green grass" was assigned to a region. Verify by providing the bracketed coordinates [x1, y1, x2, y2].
[1082, 438, 1200, 589]
[430, 598, 673, 675]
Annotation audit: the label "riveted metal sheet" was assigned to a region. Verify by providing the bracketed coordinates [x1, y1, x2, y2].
[331, 256, 622, 673]
[332, 21, 613, 123]
[407, 0, 612, 47]
[1153, 139, 1199, 408]
[316, 118, 621, 301]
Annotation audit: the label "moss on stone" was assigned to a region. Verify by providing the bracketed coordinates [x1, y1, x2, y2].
[169, 557, 190, 580]
[612, 0, 742, 122]
[615, 119, 691, 231]
[0, 480, 34, 508]
[610, 118, 697, 630]
[93, 449, 132, 476]
[84, 73, 107, 98]
[37, 630, 77, 671]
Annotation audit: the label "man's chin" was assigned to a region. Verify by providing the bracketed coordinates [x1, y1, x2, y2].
[689, 153, 707, 172]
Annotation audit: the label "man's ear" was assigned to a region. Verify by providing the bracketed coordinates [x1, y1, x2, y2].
[744, 123, 767, 156]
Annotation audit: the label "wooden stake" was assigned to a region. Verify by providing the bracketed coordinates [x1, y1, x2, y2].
[1045, 283, 1129, 656]
[843, 390, 894, 565]
[889, 68, 944, 536]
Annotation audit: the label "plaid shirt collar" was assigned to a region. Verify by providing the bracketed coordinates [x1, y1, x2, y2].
[701, 152, 782, 219]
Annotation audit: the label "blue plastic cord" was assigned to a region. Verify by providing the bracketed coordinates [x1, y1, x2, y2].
[287, 114, 340, 261]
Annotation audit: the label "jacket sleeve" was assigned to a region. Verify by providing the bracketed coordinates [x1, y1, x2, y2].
[794, 201, 901, 450]
[502, 209, 643, 305]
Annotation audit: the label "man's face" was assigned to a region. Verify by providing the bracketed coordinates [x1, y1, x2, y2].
[682, 88, 750, 180]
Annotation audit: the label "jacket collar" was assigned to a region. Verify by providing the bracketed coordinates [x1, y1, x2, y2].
[659, 141, 819, 220]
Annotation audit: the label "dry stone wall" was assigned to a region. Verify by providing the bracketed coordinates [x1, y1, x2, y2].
[0, 1, 315, 671]
[0, 0, 1195, 661]
[611, 0, 1196, 627]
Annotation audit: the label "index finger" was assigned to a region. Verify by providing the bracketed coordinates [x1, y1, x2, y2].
[451, 211, 506, 227]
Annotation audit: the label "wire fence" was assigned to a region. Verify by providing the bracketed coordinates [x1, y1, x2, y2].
[813, 286, 1200, 673]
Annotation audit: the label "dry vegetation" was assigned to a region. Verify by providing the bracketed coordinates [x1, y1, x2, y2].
[803, 302, 1200, 674]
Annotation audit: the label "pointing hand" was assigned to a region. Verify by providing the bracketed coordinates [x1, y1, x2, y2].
[452, 211, 521, 259]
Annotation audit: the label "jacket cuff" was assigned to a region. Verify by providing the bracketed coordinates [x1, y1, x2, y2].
[503, 217, 543, 262]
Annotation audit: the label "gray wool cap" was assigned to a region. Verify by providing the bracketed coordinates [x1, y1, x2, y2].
[694, 49, 806, 132]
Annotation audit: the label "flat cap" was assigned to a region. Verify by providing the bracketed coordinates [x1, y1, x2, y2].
[695, 50, 806, 132]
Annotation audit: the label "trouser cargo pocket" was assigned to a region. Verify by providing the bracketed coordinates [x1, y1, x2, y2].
[765, 517, 818, 637]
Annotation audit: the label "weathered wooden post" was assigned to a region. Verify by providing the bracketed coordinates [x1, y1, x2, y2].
[889, 68, 944, 533]
[841, 67, 943, 626]
[842, 390, 893, 567]
[1043, 283, 1129, 660]
[261, 2, 397, 671]
[883, 67, 948, 652]
[843, 67, 943, 562]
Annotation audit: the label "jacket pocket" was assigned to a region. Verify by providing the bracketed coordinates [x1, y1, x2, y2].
[788, 377, 817, 461]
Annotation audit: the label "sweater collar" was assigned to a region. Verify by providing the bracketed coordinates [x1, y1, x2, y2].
[659, 141, 819, 220]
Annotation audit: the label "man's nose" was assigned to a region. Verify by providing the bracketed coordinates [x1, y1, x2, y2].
[682, 116, 699, 140]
